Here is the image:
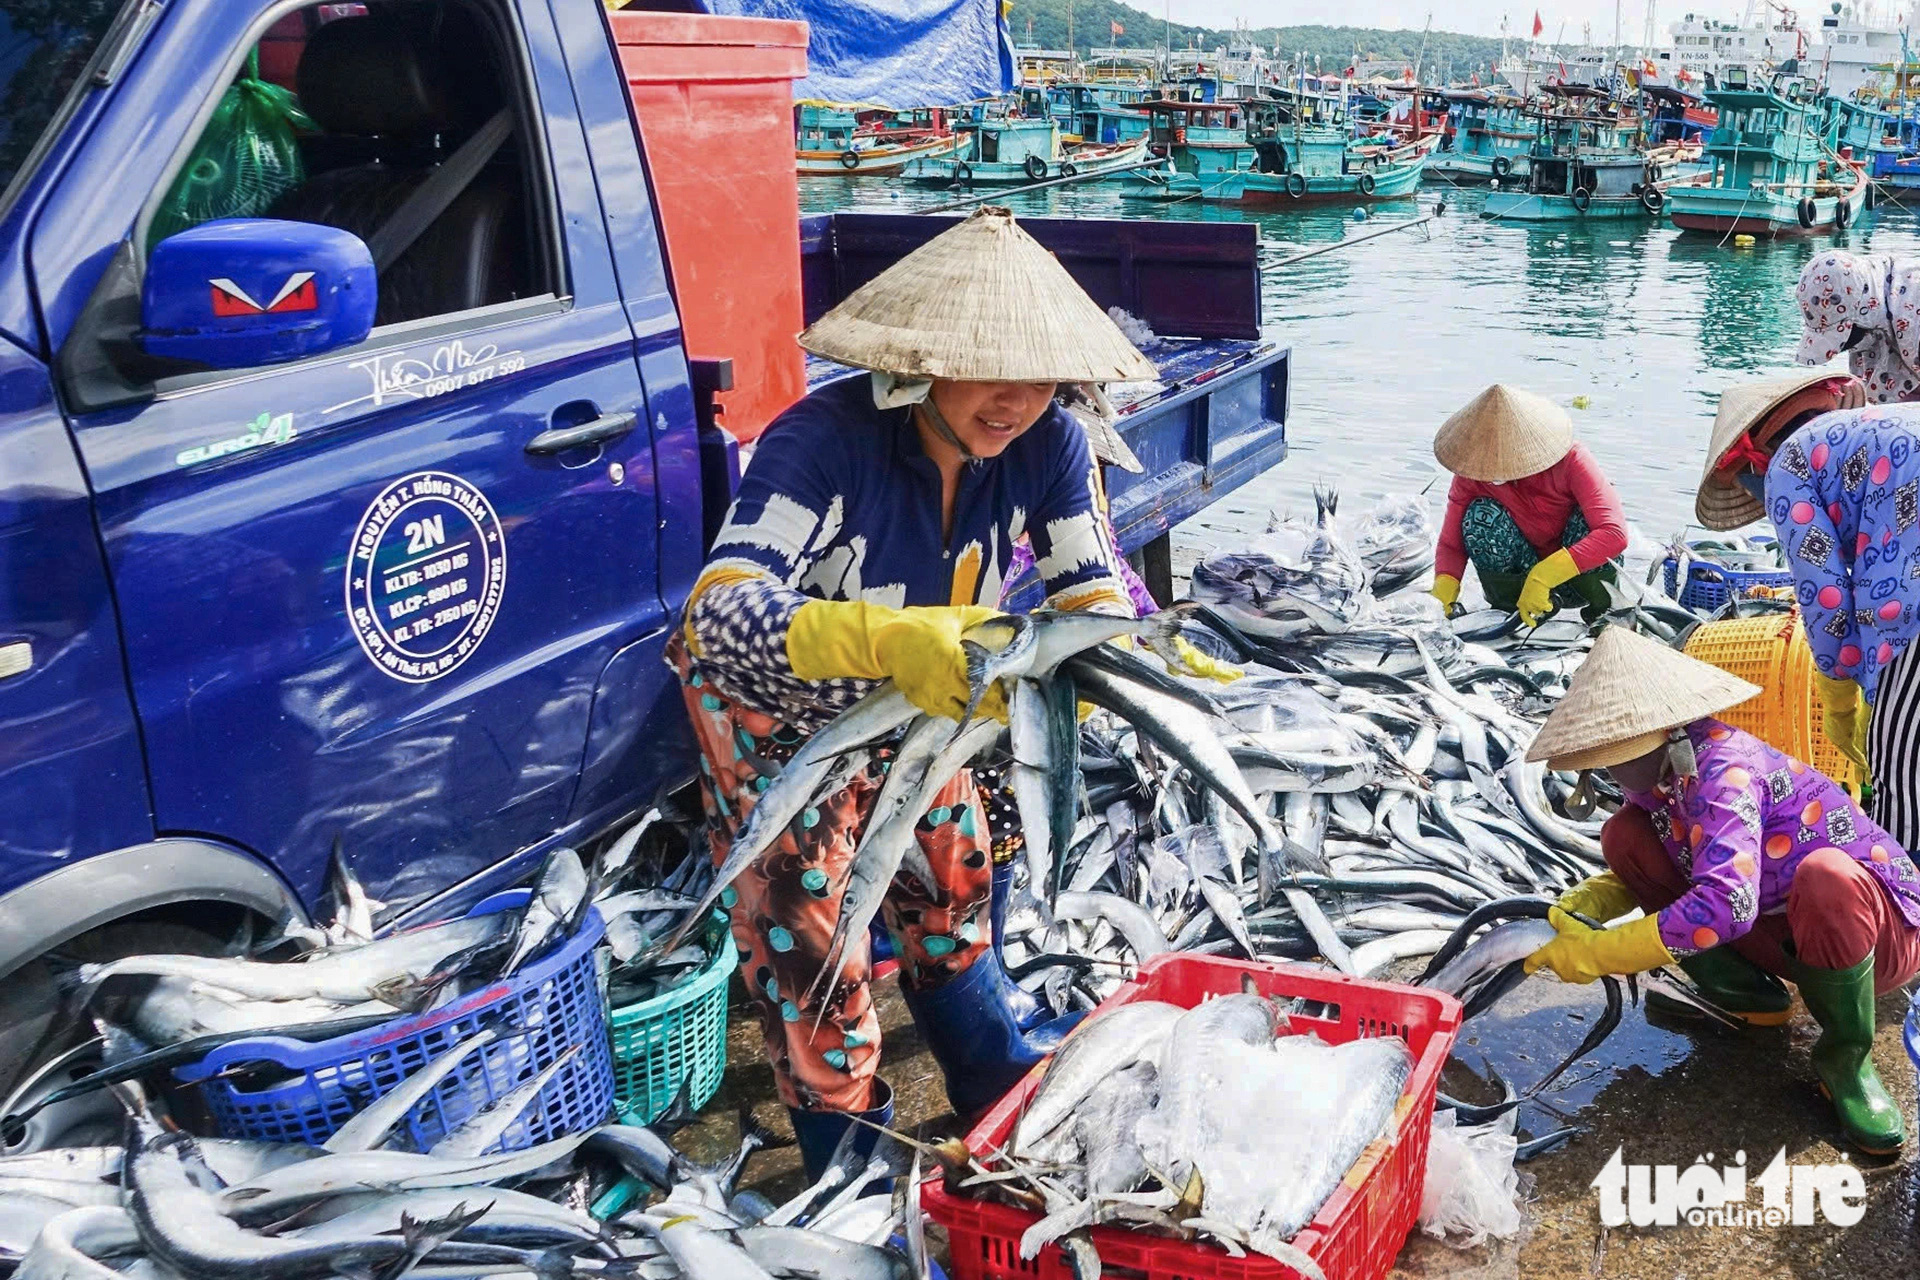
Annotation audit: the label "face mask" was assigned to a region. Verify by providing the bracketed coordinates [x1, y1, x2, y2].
[1735, 471, 1768, 502]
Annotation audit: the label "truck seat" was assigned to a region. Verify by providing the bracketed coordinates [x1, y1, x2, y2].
[269, 8, 526, 326]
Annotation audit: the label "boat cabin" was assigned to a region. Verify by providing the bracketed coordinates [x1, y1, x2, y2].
[954, 116, 1060, 167]
[1145, 99, 1255, 172]
[1699, 73, 1834, 195]
[1641, 84, 1716, 145]
[796, 104, 861, 153]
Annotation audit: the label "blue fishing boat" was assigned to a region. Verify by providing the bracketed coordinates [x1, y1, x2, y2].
[900, 113, 1157, 186]
[795, 104, 963, 176]
[1824, 94, 1900, 205]
[1664, 69, 1867, 237]
[1429, 89, 1536, 183]
[1142, 97, 1434, 205]
[1483, 90, 1667, 221]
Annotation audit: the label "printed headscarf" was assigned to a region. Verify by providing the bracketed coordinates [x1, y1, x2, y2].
[1795, 251, 1920, 404]
[1766, 403, 1920, 702]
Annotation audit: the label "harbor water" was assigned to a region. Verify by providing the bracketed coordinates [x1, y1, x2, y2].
[804, 178, 1920, 571]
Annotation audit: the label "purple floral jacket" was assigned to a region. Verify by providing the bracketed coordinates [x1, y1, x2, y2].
[1624, 721, 1920, 956]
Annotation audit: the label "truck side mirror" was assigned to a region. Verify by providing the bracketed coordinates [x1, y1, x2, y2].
[139, 218, 376, 369]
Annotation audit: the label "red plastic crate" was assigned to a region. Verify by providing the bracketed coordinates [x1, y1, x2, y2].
[923, 953, 1462, 1280]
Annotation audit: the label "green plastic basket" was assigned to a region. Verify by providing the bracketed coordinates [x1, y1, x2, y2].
[608, 925, 736, 1124]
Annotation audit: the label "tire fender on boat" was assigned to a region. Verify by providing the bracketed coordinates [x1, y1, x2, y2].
[1798, 196, 1818, 228]
[1491, 155, 1512, 179]
[954, 162, 973, 186]
[1570, 186, 1591, 212]
[1024, 154, 1048, 180]
[1357, 171, 1377, 195]
[1836, 196, 1854, 229]
[840, 149, 861, 170]
[1060, 161, 1078, 178]
[1286, 171, 1308, 198]
[1640, 185, 1665, 213]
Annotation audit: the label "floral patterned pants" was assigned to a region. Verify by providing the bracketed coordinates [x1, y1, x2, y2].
[672, 641, 993, 1112]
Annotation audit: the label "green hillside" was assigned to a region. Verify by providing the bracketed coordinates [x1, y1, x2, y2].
[1008, 4, 1508, 79]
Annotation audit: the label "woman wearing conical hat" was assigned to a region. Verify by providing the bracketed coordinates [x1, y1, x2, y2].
[1429, 385, 1628, 625]
[1692, 375, 1920, 861]
[667, 208, 1227, 1169]
[1523, 627, 1920, 1153]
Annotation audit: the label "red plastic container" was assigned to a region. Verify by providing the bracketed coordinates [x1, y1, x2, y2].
[923, 954, 1462, 1280]
[610, 12, 810, 442]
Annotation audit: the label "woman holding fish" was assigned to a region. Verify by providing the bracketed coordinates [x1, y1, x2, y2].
[1521, 627, 1920, 1153]
[668, 208, 1190, 1168]
[1427, 384, 1629, 627]
[1695, 356, 1920, 859]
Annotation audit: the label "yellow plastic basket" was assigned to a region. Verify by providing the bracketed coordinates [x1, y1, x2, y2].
[1683, 612, 1862, 794]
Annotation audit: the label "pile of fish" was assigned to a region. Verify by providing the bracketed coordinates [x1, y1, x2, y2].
[1651, 531, 1794, 621]
[0, 1071, 937, 1280]
[963, 978, 1411, 1276]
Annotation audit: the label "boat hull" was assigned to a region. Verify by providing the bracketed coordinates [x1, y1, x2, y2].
[1665, 172, 1868, 237]
[1483, 191, 1653, 221]
[1151, 154, 1430, 204]
[798, 135, 960, 176]
[1428, 152, 1531, 184]
[901, 139, 1152, 187]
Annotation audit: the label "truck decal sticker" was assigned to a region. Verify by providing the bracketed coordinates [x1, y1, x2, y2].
[345, 471, 507, 684]
[328, 338, 527, 413]
[175, 411, 297, 468]
[209, 272, 317, 316]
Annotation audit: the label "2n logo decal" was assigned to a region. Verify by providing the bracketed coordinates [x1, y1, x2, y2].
[209, 272, 318, 317]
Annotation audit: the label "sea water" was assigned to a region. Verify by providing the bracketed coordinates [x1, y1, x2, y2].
[803, 179, 1920, 572]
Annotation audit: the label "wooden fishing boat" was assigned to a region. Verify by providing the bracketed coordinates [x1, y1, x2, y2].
[1482, 89, 1695, 221]
[1664, 69, 1868, 237]
[794, 105, 962, 176]
[900, 118, 1156, 186]
[1428, 89, 1536, 183]
[1141, 96, 1434, 205]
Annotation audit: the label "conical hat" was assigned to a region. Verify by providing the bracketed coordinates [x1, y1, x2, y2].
[1694, 372, 1865, 531]
[1526, 627, 1762, 771]
[798, 207, 1158, 383]
[1432, 385, 1575, 483]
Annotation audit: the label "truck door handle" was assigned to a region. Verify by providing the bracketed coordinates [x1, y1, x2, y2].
[524, 410, 638, 456]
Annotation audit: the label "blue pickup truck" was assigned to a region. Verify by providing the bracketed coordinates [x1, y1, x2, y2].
[0, 0, 1287, 1138]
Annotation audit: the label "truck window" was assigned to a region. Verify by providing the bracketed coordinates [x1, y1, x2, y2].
[0, 0, 126, 210]
[146, 0, 559, 332]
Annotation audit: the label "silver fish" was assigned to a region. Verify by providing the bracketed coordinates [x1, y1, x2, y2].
[429, 1045, 581, 1158]
[502, 847, 588, 978]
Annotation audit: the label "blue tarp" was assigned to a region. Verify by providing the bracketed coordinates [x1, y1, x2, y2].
[706, 0, 1013, 109]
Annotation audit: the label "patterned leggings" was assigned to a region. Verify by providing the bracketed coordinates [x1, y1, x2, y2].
[1459, 497, 1597, 610]
[671, 641, 993, 1113]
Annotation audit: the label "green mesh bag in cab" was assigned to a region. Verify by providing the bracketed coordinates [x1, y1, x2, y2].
[150, 51, 314, 246]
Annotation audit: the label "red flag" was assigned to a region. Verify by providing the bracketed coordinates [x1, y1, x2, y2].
[1345, 64, 1356, 77]
[1532, 10, 1544, 36]
[1110, 19, 1123, 36]
[1471, 72, 1481, 85]
[1559, 60, 1568, 78]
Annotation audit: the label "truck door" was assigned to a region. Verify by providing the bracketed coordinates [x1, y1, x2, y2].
[37, 0, 668, 911]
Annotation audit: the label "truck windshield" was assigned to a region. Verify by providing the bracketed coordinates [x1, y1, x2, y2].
[0, 0, 126, 198]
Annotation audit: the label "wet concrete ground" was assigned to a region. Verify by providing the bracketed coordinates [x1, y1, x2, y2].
[672, 963, 1920, 1279]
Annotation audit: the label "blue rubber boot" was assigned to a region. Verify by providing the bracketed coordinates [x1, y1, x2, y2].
[990, 859, 1051, 1033]
[787, 1078, 893, 1184]
[901, 953, 1083, 1120]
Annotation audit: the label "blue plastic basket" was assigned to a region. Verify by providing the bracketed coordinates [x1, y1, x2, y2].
[174, 890, 615, 1151]
[1661, 549, 1794, 614]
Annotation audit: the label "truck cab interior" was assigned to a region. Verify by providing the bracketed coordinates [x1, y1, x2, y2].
[168, 0, 558, 329]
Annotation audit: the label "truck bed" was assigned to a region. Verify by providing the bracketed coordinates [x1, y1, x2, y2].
[797, 212, 1289, 605]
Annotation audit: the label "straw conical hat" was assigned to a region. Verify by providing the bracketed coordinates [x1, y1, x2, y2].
[1432, 385, 1575, 483]
[1526, 627, 1761, 771]
[797, 207, 1158, 383]
[1695, 371, 1864, 531]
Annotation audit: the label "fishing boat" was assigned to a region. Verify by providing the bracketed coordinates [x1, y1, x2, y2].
[1428, 89, 1536, 183]
[1825, 94, 1900, 204]
[794, 105, 962, 176]
[1663, 69, 1867, 237]
[1482, 90, 1654, 221]
[1141, 97, 1434, 205]
[900, 115, 1157, 186]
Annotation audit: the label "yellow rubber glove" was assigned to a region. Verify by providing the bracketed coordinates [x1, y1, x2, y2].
[789, 602, 1007, 722]
[1813, 672, 1869, 770]
[1524, 913, 1674, 985]
[1168, 636, 1243, 684]
[1515, 548, 1580, 627]
[1430, 573, 1461, 614]
[1554, 872, 1639, 928]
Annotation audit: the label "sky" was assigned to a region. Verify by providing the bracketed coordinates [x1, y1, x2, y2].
[1158, 0, 1851, 42]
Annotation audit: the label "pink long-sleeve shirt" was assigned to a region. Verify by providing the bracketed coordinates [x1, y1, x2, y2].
[1434, 441, 1629, 580]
